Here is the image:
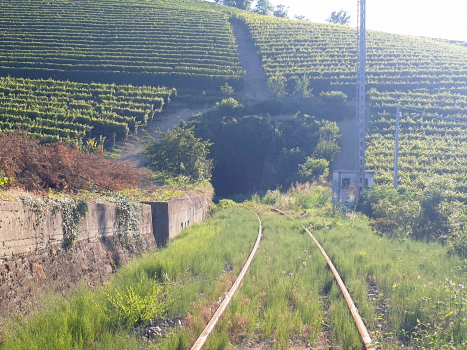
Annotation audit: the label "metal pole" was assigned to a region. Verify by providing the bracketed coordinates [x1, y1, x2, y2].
[393, 105, 400, 189]
[113, 132, 116, 150]
[356, 0, 366, 196]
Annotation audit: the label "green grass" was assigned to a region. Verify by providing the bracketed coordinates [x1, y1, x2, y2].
[202, 212, 363, 350]
[312, 212, 467, 348]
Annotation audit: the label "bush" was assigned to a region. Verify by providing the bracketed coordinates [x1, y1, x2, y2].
[292, 74, 313, 99]
[268, 73, 288, 97]
[144, 125, 213, 182]
[298, 157, 330, 182]
[105, 277, 170, 328]
[220, 83, 234, 95]
[0, 131, 141, 193]
[213, 97, 244, 114]
[319, 90, 347, 104]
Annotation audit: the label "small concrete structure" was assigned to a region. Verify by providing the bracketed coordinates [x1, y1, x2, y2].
[333, 170, 375, 207]
[144, 193, 206, 247]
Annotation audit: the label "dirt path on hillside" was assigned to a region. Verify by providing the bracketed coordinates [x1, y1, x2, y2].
[333, 117, 358, 172]
[231, 19, 272, 100]
[118, 107, 214, 168]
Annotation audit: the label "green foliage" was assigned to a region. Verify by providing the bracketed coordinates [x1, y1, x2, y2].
[220, 83, 234, 95]
[298, 157, 329, 182]
[238, 13, 467, 95]
[360, 176, 467, 257]
[273, 5, 289, 18]
[189, 113, 340, 196]
[0, 77, 175, 143]
[0, 0, 243, 91]
[144, 125, 213, 183]
[105, 277, 170, 328]
[107, 193, 144, 248]
[0, 174, 13, 187]
[222, 0, 252, 10]
[292, 75, 313, 99]
[253, 0, 274, 15]
[319, 90, 347, 104]
[213, 97, 244, 114]
[325, 10, 351, 25]
[60, 199, 89, 249]
[267, 73, 288, 97]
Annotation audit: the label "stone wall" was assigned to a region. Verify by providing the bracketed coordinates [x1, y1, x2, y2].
[0, 200, 156, 317]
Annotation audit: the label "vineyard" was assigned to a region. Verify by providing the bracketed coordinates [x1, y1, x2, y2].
[237, 13, 467, 95]
[366, 88, 467, 198]
[0, 76, 175, 143]
[0, 0, 243, 91]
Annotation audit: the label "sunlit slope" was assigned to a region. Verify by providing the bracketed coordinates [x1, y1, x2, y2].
[238, 14, 467, 95]
[0, 77, 175, 142]
[0, 0, 243, 90]
[366, 88, 467, 198]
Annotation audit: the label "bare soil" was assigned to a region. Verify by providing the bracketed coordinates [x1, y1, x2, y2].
[231, 19, 272, 100]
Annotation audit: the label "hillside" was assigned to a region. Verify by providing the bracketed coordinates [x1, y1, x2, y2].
[238, 13, 467, 95]
[0, 0, 243, 90]
[1, 0, 467, 194]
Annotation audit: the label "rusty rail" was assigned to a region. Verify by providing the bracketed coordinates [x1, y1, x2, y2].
[190, 210, 262, 350]
[304, 227, 373, 349]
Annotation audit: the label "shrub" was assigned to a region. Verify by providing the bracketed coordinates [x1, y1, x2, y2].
[213, 97, 244, 114]
[292, 74, 313, 99]
[298, 157, 330, 182]
[105, 277, 170, 328]
[0, 131, 141, 193]
[144, 125, 213, 182]
[319, 90, 347, 104]
[220, 83, 234, 95]
[268, 73, 288, 97]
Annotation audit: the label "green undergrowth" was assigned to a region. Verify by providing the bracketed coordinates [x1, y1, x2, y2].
[0, 208, 259, 350]
[312, 213, 467, 348]
[203, 212, 364, 350]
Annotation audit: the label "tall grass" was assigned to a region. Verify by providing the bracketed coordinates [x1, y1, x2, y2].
[0, 208, 260, 350]
[201, 213, 364, 349]
[312, 212, 467, 348]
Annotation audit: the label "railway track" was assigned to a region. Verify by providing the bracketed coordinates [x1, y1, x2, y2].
[191, 209, 373, 349]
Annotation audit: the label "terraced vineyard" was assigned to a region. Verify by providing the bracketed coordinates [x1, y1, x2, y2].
[237, 14, 467, 95]
[0, 0, 243, 90]
[0, 77, 175, 142]
[366, 88, 467, 197]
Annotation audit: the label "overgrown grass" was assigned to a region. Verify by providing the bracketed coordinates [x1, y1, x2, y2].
[312, 212, 467, 348]
[0, 208, 259, 350]
[200, 212, 364, 350]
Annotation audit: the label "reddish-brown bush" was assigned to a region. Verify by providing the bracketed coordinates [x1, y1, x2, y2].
[0, 131, 142, 193]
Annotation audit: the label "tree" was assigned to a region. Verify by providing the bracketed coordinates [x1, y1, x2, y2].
[223, 0, 252, 10]
[326, 10, 351, 25]
[273, 5, 289, 18]
[254, 0, 274, 15]
[294, 14, 308, 21]
[144, 125, 213, 182]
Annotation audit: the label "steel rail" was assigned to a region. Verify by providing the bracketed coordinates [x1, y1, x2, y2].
[304, 227, 373, 349]
[190, 210, 263, 350]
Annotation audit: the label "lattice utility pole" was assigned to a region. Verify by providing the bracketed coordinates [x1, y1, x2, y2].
[356, 0, 366, 195]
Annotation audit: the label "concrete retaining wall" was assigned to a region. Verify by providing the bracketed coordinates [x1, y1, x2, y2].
[0, 201, 154, 257]
[0, 193, 209, 317]
[144, 193, 207, 246]
[0, 200, 157, 317]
